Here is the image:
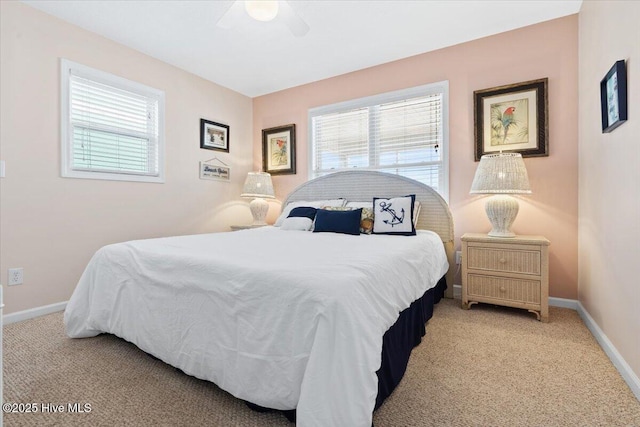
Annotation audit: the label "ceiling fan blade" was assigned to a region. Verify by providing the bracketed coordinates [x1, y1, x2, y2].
[279, 1, 310, 37]
[216, 0, 244, 30]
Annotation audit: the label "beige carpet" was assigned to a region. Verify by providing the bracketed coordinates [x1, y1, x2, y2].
[3, 299, 640, 427]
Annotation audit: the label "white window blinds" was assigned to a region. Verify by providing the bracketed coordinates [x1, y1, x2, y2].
[309, 82, 448, 200]
[61, 59, 165, 183]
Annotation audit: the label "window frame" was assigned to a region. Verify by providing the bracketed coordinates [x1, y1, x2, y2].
[307, 81, 449, 202]
[60, 59, 165, 183]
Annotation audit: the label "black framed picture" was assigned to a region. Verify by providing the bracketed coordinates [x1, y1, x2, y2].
[600, 60, 628, 133]
[474, 78, 549, 161]
[200, 119, 229, 152]
[262, 124, 296, 175]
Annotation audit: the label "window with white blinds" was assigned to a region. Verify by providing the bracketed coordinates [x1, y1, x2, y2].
[61, 59, 165, 183]
[309, 82, 448, 201]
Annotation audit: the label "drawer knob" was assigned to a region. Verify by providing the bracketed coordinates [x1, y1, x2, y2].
[499, 258, 506, 264]
[499, 286, 506, 292]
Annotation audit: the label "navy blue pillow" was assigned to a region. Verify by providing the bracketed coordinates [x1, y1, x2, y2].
[313, 209, 362, 236]
[287, 206, 318, 220]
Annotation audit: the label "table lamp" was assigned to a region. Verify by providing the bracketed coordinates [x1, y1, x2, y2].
[470, 153, 531, 238]
[241, 172, 275, 225]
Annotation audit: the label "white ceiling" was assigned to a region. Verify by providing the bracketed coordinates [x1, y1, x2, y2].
[22, 0, 582, 98]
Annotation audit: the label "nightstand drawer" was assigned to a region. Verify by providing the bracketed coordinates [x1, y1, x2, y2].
[467, 274, 541, 304]
[467, 246, 541, 275]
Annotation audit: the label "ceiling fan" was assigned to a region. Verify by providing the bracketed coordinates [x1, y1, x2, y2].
[216, 0, 310, 37]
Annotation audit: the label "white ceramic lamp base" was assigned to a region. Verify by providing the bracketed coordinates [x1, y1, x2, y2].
[485, 194, 519, 238]
[249, 197, 269, 225]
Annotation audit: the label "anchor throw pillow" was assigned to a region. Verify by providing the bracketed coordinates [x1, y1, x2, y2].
[372, 195, 416, 236]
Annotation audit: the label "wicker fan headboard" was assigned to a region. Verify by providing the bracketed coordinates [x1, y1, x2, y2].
[283, 171, 455, 298]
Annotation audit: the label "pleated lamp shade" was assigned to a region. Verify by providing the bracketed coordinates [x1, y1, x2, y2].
[241, 172, 275, 199]
[471, 153, 531, 194]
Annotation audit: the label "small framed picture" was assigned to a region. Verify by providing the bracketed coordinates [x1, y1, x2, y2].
[200, 119, 229, 152]
[262, 124, 296, 175]
[600, 60, 627, 133]
[474, 78, 549, 160]
[199, 162, 230, 182]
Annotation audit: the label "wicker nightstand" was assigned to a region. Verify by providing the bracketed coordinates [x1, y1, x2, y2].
[461, 233, 550, 322]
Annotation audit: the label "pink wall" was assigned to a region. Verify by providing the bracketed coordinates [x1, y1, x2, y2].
[253, 16, 579, 298]
[0, 2, 254, 314]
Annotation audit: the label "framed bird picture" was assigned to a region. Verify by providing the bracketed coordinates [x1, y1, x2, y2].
[473, 78, 549, 161]
[262, 124, 296, 175]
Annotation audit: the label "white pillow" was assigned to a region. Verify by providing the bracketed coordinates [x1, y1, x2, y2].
[281, 217, 314, 231]
[372, 195, 416, 235]
[274, 199, 345, 226]
[346, 200, 422, 227]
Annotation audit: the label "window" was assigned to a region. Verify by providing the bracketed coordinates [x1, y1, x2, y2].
[309, 82, 449, 201]
[61, 59, 165, 183]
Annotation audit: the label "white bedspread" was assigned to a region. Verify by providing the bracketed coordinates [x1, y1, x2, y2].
[64, 227, 448, 427]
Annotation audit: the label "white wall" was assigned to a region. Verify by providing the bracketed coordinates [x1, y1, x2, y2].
[578, 1, 640, 381]
[0, 2, 254, 314]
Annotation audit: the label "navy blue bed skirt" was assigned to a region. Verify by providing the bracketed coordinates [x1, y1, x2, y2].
[375, 275, 447, 409]
[246, 275, 447, 422]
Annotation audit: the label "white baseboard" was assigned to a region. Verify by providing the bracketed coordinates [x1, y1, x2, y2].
[549, 296, 579, 309]
[452, 284, 461, 299]
[577, 301, 640, 401]
[455, 292, 578, 309]
[3, 301, 67, 325]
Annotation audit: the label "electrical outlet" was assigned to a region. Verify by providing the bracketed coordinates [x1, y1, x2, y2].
[8, 268, 23, 286]
[455, 251, 462, 265]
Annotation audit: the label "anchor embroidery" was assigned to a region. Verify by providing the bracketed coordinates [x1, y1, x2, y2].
[379, 201, 405, 227]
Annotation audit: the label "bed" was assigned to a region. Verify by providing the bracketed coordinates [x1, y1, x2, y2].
[64, 170, 455, 427]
